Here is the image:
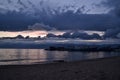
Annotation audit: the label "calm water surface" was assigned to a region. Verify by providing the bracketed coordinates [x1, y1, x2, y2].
[0, 49, 120, 65]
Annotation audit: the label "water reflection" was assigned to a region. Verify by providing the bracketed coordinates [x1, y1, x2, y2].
[0, 49, 120, 65]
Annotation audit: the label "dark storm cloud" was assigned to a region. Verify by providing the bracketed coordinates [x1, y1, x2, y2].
[46, 31, 102, 39]
[101, 0, 120, 39]
[102, 0, 120, 17]
[0, 12, 120, 31]
[0, 12, 37, 31]
[103, 28, 120, 39]
[50, 13, 120, 31]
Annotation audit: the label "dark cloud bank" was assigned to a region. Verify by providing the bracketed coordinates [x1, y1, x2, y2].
[46, 31, 102, 40]
[0, 0, 120, 39]
[102, 0, 120, 17]
[101, 0, 120, 39]
[0, 12, 120, 31]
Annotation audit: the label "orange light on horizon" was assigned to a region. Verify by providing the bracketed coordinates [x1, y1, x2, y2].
[0, 30, 65, 38]
[0, 30, 48, 38]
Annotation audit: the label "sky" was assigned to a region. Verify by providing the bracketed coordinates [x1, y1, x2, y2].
[0, 0, 120, 38]
[0, 0, 108, 14]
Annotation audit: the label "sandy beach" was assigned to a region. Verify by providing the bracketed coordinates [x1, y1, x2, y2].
[0, 56, 120, 80]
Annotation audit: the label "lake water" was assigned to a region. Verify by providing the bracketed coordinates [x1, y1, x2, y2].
[0, 49, 120, 65]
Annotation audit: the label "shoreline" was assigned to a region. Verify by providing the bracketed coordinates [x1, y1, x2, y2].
[0, 39, 120, 49]
[0, 56, 120, 80]
[0, 56, 120, 66]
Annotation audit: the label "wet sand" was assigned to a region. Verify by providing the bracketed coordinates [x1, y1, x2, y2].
[0, 57, 120, 80]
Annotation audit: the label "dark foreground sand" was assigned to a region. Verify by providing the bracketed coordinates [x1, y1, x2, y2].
[0, 57, 120, 80]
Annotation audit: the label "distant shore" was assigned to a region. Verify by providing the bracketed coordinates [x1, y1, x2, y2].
[0, 39, 120, 52]
[0, 56, 120, 80]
